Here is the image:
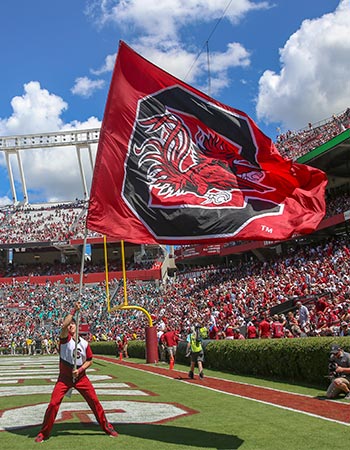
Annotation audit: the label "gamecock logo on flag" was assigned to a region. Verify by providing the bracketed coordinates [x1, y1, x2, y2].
[125, 86, 281, 237]
[87, 41, 327, 244]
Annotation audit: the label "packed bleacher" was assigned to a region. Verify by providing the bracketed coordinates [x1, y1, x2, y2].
[275, 107, 350, 160]
[0, 201, 98, 244]
[0, 190, 349, 250]
[1, 233, 350, 354]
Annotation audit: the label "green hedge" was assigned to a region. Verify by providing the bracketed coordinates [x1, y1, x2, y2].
[90, 341, 117, 356]
[91, 339, 146, 359]
[91, 337, 350, 388]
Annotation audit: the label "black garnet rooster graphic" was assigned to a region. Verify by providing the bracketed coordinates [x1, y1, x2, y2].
[122, 86, 281, 240]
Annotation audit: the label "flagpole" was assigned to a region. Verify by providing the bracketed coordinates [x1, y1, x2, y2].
[73, 227, 88, 380]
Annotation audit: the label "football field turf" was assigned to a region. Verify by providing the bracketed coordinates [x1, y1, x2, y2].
[0, 355, 348, 450]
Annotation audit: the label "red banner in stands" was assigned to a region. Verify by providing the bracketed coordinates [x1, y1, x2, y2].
[0, 269, 162, 285]
[175, 212, 348, 261]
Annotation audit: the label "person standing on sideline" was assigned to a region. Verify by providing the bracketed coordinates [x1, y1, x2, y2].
[161, 326, 179, 362]
[122, 333, 129, 358]
[157, 326, 166, 362]
[186, 324, 204, 380]
[35, 301, 118, 443]
[25, 336, 33, 355]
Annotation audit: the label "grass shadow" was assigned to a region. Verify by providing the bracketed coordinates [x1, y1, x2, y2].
[313, 395, 329, 400]
[11, 423, 243, 449]
[9, 423, 106, 439]
[116, 423, 243, 449]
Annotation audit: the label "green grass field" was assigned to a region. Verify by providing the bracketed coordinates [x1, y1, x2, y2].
[0, 356, 348, 450]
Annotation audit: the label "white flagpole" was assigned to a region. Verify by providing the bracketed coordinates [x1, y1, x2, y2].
[73, 227, 88, 381]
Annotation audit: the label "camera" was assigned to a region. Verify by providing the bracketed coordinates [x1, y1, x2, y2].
[328, 360, 338, 378]
[328, 355, 341, 379]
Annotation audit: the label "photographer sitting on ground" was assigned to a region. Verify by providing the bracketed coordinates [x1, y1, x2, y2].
[326, 344, 350, 400]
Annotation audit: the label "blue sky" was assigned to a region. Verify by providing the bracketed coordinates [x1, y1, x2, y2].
[0, 0, 348, 205]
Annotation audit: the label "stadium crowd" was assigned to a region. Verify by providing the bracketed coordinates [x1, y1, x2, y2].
[1, 107, 350, 355]
[0, 190, 349, 248]
[0, 201, 96, 244]
[1, 233, 350, 354]
[275, 107, 350, 160]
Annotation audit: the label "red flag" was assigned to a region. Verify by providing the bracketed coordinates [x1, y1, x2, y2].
[87, 41, 327, 245]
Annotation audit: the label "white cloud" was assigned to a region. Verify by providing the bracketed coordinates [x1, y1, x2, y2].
[132, 37, 202, 83]
[206, 43, 250, 94]
[18, 147, 96, 202]
[0, 81, 101, 137]
[71, 76, 105, 98]
[0, 195, 11, 207]
[0, 1, 271, 204]
[92, 38, 201, 82]
[91, 53, 117, 75]
[88, 0, 270, 39]
[256, 0, 350, 130]
[62, 116, 101, 131]
[0, 81, 67, 135]
[210, 42, 250, 71]
[0, 82, 101, 202]
[88, 0, 268, 92]
[92, 38, 250, 97]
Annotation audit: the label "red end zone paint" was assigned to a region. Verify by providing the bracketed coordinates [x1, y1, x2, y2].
[96, 356, 350, 425]
[0, 357, 199, 431]
[0, 400, 199, 431]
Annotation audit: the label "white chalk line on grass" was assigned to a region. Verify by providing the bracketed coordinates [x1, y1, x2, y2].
[0, 357, 58, 365]
[0, 374, 112, 383]
[0, 356, 194, 430]
[107, 361, 350, 427]
[0, 384, 147, 397]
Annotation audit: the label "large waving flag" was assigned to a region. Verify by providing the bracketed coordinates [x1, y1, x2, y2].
[87, 41, 327, 245]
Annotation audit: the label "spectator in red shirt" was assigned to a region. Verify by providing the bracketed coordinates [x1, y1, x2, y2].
[161, 327, 179, 361]
[246, 321, 257, 339]
[315, 310, 328, 335]
[208, 322, 219, 340]
[258, 314, 271, 339]
[224, 324, 234, 340]
[271, 315, 284, 338]
[315, 296, 329, 313]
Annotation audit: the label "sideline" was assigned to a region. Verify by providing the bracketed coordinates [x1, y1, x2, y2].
[96, 355, 350, 426]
